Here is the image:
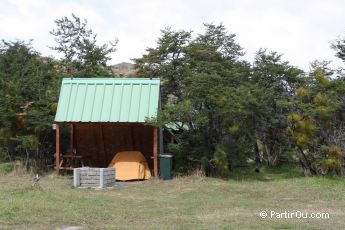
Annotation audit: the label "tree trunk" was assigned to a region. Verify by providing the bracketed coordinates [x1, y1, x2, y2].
[25, 149, 30, 172]
[254, 140, 261, 164]
[297, 147, 317, 176]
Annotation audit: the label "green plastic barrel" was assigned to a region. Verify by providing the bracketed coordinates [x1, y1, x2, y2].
[159, 154, 173, 180]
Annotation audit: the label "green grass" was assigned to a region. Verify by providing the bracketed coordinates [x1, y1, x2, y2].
[0, 162, 13, 175]
[229, 163, 304, 181]
[0, 163, 344, 229]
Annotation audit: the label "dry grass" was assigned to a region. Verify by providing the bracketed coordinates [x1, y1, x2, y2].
[0, 165, 344, 229]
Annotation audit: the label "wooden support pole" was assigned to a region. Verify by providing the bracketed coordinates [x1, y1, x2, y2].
[153, 127, 158, 177]
[56, 123, 60, 175]
[70, 124, 74, 154]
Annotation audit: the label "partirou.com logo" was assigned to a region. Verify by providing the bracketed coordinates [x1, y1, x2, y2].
[259, 210, 330, 219]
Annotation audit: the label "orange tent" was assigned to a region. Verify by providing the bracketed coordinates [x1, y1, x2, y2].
[108, 151, 151, 181]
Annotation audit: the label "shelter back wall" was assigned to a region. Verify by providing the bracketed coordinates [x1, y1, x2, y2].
[74, 124, 154, 169]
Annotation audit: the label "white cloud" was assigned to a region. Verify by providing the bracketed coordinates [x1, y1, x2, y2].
[0, 0, 344, 70]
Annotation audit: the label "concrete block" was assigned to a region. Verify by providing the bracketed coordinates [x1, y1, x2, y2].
[73, 168, 80, 187]
[73, 167, 116, 189]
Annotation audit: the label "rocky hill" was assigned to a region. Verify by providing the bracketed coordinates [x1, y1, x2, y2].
[111, 62, 136, 77]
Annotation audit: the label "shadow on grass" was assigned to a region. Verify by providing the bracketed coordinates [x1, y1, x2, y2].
[228, 163, 305, 182]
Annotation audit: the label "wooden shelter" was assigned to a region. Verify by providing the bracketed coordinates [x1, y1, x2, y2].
[54, 78, 160, 176]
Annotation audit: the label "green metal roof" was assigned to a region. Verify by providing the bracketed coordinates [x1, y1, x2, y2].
[55, 78, 160, 123]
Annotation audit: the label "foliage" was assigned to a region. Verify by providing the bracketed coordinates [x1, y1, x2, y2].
[251, 49, 304, 166]
[50, 14, 118, 77]
[0, 40, 59, 171]
[211, 145, 230, 177]
[1, 18, 345, 178]
[134, 27, 192, 105]
[136, 24, 308, 176]
[137, 26, 345, 177]
[0, 15, 119, 172]
[137, 24, 254, 176]
[331, 36, 345, 63]
[286, 62, 345, 176]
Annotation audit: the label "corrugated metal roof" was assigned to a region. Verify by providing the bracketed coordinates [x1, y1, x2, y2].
[55, 78, 160, 123]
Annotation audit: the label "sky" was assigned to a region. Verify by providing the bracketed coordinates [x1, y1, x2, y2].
[0, 0, 344, 71]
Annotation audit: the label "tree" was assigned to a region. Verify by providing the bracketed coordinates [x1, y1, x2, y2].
[134, 27, 192, 105]
[251, 49, 304, 165]
[137, 24, 254, 175]
[286, 62, 345, 175]
[50, 14, 118, 77]
[331, 34, 345, 63]
[0, 40, 59, 171]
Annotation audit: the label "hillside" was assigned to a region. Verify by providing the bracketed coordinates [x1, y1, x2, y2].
[111, 62, 136, 77]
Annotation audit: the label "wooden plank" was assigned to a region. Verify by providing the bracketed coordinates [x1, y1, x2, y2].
[153, 127, 158, 177]
[93, 125, 101, 167]
[56, 123, 60, 175]
[100, 125, 107, 166]
[131, 126, 136, 150]
[70, 124, 74, 154]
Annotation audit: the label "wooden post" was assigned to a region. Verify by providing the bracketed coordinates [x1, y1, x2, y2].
[56, 123, 60, 175]
[153, 127, 158, 177]
[70, 124, 74, 154]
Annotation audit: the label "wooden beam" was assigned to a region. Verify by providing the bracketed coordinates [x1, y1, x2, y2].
[153, 127, 158, 177]
[56, 123, 60, 175]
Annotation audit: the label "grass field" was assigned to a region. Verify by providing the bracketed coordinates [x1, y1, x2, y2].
[0, 163, 344, 230]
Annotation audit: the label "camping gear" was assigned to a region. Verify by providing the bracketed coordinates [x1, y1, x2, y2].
[108, 151, 151, 180]
[159, 154, 173, 180]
